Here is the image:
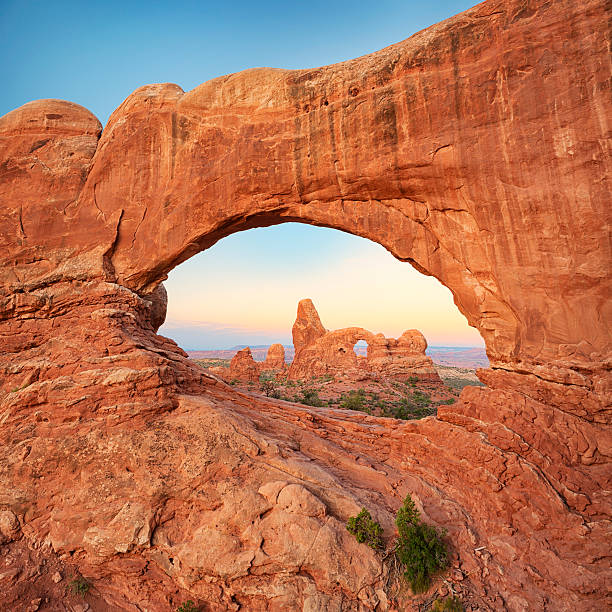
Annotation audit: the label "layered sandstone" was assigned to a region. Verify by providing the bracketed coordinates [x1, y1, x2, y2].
[228, 346, 261, 382]
[289, 299, 440, 382]
[262, 343, 287, 371]
[0, 0, 610, 610]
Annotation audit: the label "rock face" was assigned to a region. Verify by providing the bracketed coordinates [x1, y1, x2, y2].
[225, 344, 286, 382]
[0, 0, 610, 610]
[289, 299, 440, 382]
[292, 299, 327, 352]
[263, 343, 287, 371]
[228, 346, 261, 382]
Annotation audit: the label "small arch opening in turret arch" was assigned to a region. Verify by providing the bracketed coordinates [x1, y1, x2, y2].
[353, 340, 368, 359]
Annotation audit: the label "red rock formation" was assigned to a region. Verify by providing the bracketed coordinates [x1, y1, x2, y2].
[228, 346, 261, 382]
[0, 0, 610, 610]
[210, 344, 286, 383]
[289, 299, 441, 382]
[292, 299, 327, 353]
[263, 343, 287, 372]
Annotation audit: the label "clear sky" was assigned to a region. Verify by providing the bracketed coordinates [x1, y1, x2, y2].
[161, 224, 484, 349]
[1, 0, 484, 350]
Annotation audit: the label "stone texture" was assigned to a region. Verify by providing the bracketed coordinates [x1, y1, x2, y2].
[0, 0, 610, 610]
[289, 299, 441, 382]
[263, 343, 287, 371]
[293, 299, 327, 354]
[228, 346, 261, 382]
[0, 510, 20, 544]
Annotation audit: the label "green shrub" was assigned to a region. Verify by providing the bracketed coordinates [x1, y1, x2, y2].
[431, 596, 464, 611]
[347, 508, 384, 549]
[295, 388, 325, 407]
[406, 376, 418, 387]
[382, 396, 436, 420]
[67, 576, 90, 596]
[259, 372, 281, 398]
[177, 601, 198, 612]
[339, 389, 370, 413]
[395, 495, 447, 593]
[411, 390, 431, 406]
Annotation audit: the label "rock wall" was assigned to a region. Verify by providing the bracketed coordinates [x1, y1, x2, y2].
[289, 299, 440, 382]
[228, 346, 261, 382]
[263, 343, 287, 371]
[0, 0, 610, 610]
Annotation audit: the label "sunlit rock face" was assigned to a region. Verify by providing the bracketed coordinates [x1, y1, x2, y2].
[289, 299, 441, 382]
[263, 343, 287, 371]
[228, 346, 261, 382]
[0, 0, 610, 610]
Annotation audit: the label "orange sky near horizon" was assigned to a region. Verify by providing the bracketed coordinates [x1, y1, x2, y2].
[159, 224, 485, 350]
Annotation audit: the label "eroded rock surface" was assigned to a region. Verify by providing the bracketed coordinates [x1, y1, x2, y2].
[228, 346, 261, 383]
[262, 343, 287, 371]
[0, 0, 610, 610]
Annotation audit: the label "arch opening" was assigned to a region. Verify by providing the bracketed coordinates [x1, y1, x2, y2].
[353, 339, 368, 359]
[132, 204, 500, 363]
[158, 222, 486, 416]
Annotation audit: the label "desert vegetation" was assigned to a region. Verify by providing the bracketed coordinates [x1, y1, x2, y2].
[67, 576, 90, 596]
[431, 596, 464, 611]
[346, 508, 384, 549]
[395, 494, 448, 593]
[346, 494, 449, 597]
[196, 357, 473, 421]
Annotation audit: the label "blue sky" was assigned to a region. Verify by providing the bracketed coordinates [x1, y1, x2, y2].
[1, 0, 476, 124]
[1, 0, 484, 350]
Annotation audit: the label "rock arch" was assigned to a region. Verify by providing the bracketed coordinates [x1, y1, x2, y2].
[0, 0, 610, 609]
[288, 298, 441, 382]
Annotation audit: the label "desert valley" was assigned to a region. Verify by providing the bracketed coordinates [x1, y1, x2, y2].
[194, 299, 482, 421]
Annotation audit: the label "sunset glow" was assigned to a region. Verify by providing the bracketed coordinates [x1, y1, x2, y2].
[160, 224, 484, 350]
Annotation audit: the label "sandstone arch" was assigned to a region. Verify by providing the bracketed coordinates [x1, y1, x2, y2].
[0, 0, 610, 609]
[288, 298, 441, 382]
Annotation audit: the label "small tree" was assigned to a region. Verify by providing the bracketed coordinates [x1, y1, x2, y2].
[395, 494, 447, 593]
[346, 508, 384, 549]
[296, 388, 325, 406]
[259, 371, 281, 398]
